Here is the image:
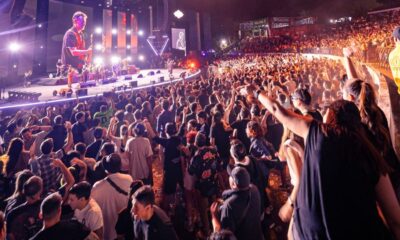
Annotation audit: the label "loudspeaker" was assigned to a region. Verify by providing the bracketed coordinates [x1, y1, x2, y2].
[150, 80, 156, 85]
[137, 74, 143, 78]
[76, 88, 88, 97]
[124, 75, 132, 81]
[159, 76, 165, 82]
[66, 89, 73, 98]
[147, 71, 155, 76]
[80, 80, 96, 88]
[156, 70, 161, 74]
[130, 81, 138, 88]
[101, 77, 117, 85]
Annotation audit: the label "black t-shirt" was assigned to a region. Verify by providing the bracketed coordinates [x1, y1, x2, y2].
[61, 28, 86, 70]
[72, 122, 87, 144]
[154, 136, 182, 171]
[29, 220, 91, 240]
[115, 207, 134, 240]
[210, 124, 232, 160]
[294, 121, 390, 239]
[6, 200, 42, 240]
[231, 119, 251, 151]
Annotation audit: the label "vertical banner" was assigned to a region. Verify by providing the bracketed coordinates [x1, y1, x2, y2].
[117, 11, 126, 57]
[103, 9, 112, 55]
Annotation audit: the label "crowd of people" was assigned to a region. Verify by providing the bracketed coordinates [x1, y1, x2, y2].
[240, 10, 400, 61]
[0, 10, 400, 239]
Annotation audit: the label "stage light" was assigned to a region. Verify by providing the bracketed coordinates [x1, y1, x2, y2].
[127, 56, 132, 61]
[8, 42, 21, 53]
[111, 55, 121, 64]
[189, 63, 195, 68]
[126, 30, 131, 35]
[13, 64, 17, 68]
[95, 27, 102, 34]
[95, 44, 102, 51]
[138, 30, 144, 36]
[221, 39, 227, 45]
[94, 57, 104, 65]
[138, 55, 145, 61]
[127, 45, 131, 49]
[38, 24, 42, 28]
[112, 28, 117, 35]
[174, 10, 184, 19]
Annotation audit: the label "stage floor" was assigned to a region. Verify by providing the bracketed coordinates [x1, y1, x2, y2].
[0, 68, 200, 110]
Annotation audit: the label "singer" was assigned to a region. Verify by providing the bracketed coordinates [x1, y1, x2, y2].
[61, 11, 92, 72]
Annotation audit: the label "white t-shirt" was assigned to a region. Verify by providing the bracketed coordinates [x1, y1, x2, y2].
[91, 173, 133, 240]
[74, 198, 103, 232]
[125, 137, 153, 180]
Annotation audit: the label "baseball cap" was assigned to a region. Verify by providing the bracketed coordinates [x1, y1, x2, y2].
[102, 153, 121, 174]
[393, 26, 400, 40]
[291, 88, 312, 105]
[227, 166, 250, 190]
[134, 123, 146, 136]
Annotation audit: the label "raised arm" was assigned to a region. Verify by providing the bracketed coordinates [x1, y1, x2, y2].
[63, 121, 74, 153]
[342, 47, 358, 80]
[241, 86, 311, 140]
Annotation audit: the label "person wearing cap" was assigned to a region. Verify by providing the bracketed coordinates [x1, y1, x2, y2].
[125, 123, 153, 184]
[389, 26, 400, 94]
[291, 88, 322, 122]
[210, 166, 264, 240]
[91, 153, 133, 240]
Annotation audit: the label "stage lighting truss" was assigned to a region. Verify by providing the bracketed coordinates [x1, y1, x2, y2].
[146, 35, 169, 56]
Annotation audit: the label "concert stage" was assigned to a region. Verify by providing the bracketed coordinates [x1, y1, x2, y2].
[0, 68, 200, 110]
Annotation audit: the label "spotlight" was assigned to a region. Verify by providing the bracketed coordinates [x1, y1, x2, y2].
[8, 42, 21, 53]
[138, 30, 144, 36]
[111, 55, 121, 64]
[138, 55, 145, 61]
[112, 28, 117, 35]
[174, 10, 184, 19]
[127, 56, 132, 61]
[126, 30, 131, 35]
[221, 39, 227, 45]
[95, 27, 102, 34]
[94, 57, 104, 65]
[127, 45, 131, 49]
[38, 24, 42, 28]
[189, 63, 195, 68]
[95, 44, 102, 51]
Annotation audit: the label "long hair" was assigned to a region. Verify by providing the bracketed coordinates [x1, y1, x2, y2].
[324, 100, 390, 175]
[346, 80, 392, 154]
[6, 138, 24, 176]
[7, 169, 33, 200]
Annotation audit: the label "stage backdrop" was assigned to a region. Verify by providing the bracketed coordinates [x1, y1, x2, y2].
[47, 1, 93, 73]
[171, 28, 186, 52]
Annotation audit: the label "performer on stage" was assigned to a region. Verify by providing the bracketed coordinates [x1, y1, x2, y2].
[61, 11, 92, 72]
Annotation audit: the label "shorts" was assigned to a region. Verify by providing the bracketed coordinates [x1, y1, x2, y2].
[183, 168, 196, 191]
[162, 166, 183, 195]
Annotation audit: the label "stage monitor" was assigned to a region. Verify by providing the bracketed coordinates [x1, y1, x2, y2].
[171, 28, 186, 51]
